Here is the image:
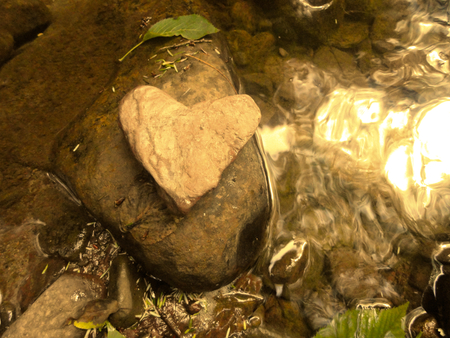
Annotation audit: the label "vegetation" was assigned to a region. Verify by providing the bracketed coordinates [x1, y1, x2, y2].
[119, 14, 219, 62]
[314, 303, 422, 338]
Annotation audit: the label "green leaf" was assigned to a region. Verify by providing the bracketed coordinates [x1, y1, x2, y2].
[314, 309, 359, 338]
[106, 321, 126, 338]
[119, 14, 219, 62]
[142, 14, 219, 41]
[314, 303, 409, 338]
[73, 320, 107, 330]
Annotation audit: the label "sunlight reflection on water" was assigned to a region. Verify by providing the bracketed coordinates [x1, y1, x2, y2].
[258, 0, 450, 328]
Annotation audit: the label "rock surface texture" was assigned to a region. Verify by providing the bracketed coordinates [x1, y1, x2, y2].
[53, 36, 271, 291]
[119, 86, 261, 214]
[3, 274, 105, 338]
[0, 0, 51, 65]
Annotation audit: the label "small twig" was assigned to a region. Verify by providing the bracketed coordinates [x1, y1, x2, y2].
[157, 38, 212, 53]
[185, 54, 237, 94]
[158, 308, 183, 338]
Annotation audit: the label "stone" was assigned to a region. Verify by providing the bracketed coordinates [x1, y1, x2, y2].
[329, 248, 395, 302]
[0, 29, 14, 65]
[226, 30, 276, 71]
[108, 255, 146, 329]
[119, 86, 261, 214]
[279, 48, 288, 57]
[0, 0, 51, 43]
[405, 307, 441, 338]
[327, 21, 369, 49]
[313, 46, 367, 86]
[269, 239, 309, 286]
[242, 73, 274, 97]
[2, 273, 105, 338]
[38, 201, 94, 262]
[370, 10, 407, 43]
[0, 301, 16, 335]
[263, 294, 312, 337]
[53, 35, 271, 292]
[17, 256, 66, 313]
[73, 298, 119, 326]
[422, 276, 450, 336]
[0, 219, 64, 314]
[231, 1, 258, 34]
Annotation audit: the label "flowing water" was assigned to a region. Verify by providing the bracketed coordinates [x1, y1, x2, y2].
[259, 0, 450, 332]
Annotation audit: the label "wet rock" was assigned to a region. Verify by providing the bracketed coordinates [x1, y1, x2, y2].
[250, 95, 276, 126]
[72, 298, 119, 327]
[53, 36, 271, 291]
[266, 237, 324, 298]
[242, 73, 274, 97]
[263, 55, 285, 87]
[3, 273, 105, 338]
[328, 21, 370, 49]
[227, 30, 276, 71]
[303, 287, 345, 331]
[408, 257, 433, 292]
[0, 220, 63, 313]
[422, 244, 450, 335]
[0, 0, 51, 44]
[119, 86, 261, 214]
[329, 248, 396, 302]
[372, 39, 396, 54]
[231, 1, 258, 33]
[0, 301, 16, 335]
[206, 289, 264, 337]
[233, 273, 263, 295]
[370, 10, 407, 46]
[269, 238, 309, 286]
[278, 48, 288, 57]
[433, 244, 450, 264]
[264, 294, 311, 337]
[405, 307, 441, 338]
[272, 17, 298, 42]
[356, 39, 376, 74]
[351, 297, 392, 310]
[0, 30, 14, 64]
[294, 0, 345, 45]
[38, 202, 94, 261]
[18, 256, 66, 313]
[108, 255, 146, 329]
[313, 46, 359, 79]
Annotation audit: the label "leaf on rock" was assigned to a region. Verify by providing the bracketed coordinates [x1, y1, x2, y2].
[143, 14, 219, 41]
[314, 303, 409, 338]
[73, 319, 108, 330]
[106, 321, 127, 338]
[72, 299, 119, 330]
[119, 14, 219, 62]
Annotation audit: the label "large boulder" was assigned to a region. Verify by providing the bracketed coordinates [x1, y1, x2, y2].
[52, 35, 271, 291]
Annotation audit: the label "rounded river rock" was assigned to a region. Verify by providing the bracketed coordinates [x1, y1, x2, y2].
[52, 36, 271, 291]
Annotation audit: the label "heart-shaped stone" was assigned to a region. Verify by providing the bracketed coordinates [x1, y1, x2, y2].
[119, 86, 261, 214]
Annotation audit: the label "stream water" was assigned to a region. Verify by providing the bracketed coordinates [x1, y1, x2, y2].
[259, 0, 450, 334]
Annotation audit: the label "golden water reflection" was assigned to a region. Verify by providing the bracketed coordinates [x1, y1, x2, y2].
[315, 92, 450, 224]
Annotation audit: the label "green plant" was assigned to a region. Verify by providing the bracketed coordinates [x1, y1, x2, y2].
[119, 14, 219, 62]
[73, 320, 126, 338]
[314, 303, 421, 338]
